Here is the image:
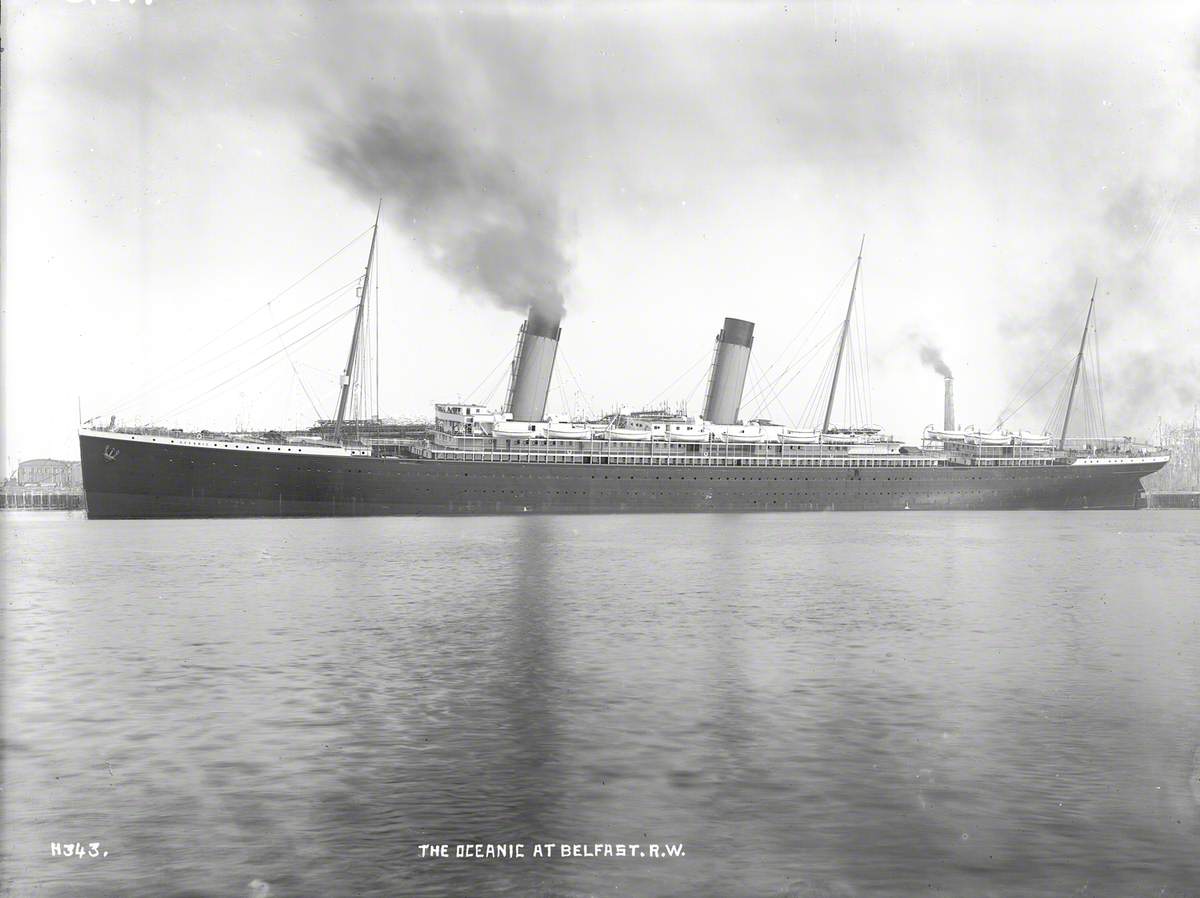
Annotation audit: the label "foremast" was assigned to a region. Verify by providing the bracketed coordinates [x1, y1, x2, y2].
[1059, 280, 1097, 451]
[333, 201, 381, 443]
[821, 236, 865, 435]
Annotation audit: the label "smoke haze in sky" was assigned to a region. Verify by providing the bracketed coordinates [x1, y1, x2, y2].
[4, 1, 1199, 461]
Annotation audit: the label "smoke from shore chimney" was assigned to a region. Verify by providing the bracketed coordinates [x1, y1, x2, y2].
[919, 343, 953, 379]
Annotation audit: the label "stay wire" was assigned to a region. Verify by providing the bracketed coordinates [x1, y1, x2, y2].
[109, 276, 362, 415]
[162, 304, 360, 422]
[113, 226, 374, 410]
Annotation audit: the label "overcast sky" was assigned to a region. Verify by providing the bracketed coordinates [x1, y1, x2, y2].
[4, 0, 1199, 466]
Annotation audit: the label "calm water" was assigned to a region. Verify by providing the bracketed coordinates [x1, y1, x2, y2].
[3, 510, 1199, 898]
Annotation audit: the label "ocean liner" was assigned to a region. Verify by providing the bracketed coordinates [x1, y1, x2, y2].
[79, 219, 1169, 518]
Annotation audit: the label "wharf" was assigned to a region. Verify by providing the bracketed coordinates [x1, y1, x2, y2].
[1147, 492, 1200, 509]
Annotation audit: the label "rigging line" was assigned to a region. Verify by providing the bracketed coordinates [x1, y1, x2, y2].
[268, 302, 325, 423]
[798, 336, 840, 427]
[464, 345, 516, 402]
[798, 349, 830, 426]
[1087, 366, 1100, 440]
[355, 284, 365, 424]
[856, 271, 873, 423]
[845, 344, 857, 427]
[297, 361, 339, 376]
[1083, 364, 1094, 437]
[108, 276, 362, 414]
[757, 354, 796, 427]
[812, 350, 838, 426]
[556, 378, 570, 419]
[1004, 356, 1078, 430]
[355, 280, 367, 425]
[743, 357, 767, 413]
[1089, 366, 1103, 440]
[746, 356, 768, 418]
[753, 357, 787, 423]
[741, 321, 845, 410]
[1090, 306, 1108, 437]
[482, 362, 511, 408]
[749, 356, 780, 422]
[773, 390, 796, 429]
[839, 347, 851, 426]
[647, 349, 712, 407]
[283, 370, 294, 428]
[684, 365, 711, 406]
[1077, 364, 1090, 439]
[751, 354, 785, 422]
[1080, 364, 1089, 439]
[1041, 365, 1076, 435]
[847, 314, 858, 422]
[993, 309, 1082, 426]
[753, 261, 857, 387]
[847, 326, 859, 425]
[747, 324, 844, 417]
[166, 304, 359, 424]
[558, 352, 594, 419]
[132, 226, 375, 391]
[563, 369, 578, 419]
[994, 329, 1079, 426]
[174, 310, 355, 427]
[161, 304, 361, 421]
[749, 283, 849, 408]
[374, 237, 381, 421]
[749, 359, 775, 419]
[731, 265, 848, 415]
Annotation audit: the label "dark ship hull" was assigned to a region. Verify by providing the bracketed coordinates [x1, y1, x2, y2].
[79, 431, 1166, 519]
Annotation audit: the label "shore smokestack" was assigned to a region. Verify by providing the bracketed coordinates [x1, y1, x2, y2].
[504, 310, 561, 422]
[703, 317, 755, 425]
[944, 376, 955, 432]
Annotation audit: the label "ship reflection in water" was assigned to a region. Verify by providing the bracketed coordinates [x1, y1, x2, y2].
[5, 512, 1199, 897]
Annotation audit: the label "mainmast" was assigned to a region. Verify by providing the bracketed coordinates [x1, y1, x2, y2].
[821, 236, 865, 435]
[333, 201, 381, 443]
[1059, 279, 1097, 451]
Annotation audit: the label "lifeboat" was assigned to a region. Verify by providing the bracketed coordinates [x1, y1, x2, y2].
[973, 430, 1012, 446]
[720, 426, 767, 443]
[547, 422, 593, 440]
[819, 432, 857, 445]
[493, 420, 543, 438]
[666, 423, 709, 443]
[601, 426, 652, 442]
[925, 425, 974, 442]
[1015, 431, 1053, 445]
[780, 429, 820, 444]
[823, 426, 883, 445]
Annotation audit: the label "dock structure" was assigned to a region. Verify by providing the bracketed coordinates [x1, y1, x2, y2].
[1147, 492, 1200, 509]
[3, 458, 85, 510]
[1144, 413, 1199, 501]
[1, 491, 84, 510]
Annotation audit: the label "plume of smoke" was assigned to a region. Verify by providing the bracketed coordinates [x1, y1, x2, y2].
[48, 1, 1200, 407]
[61, 4, 1097, 332]
[918, 344, 953, 379]
[316, 102, 568, 322]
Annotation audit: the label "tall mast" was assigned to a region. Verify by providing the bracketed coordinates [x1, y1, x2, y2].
[821, 235, 865, 435]
[1059, 279, 1097, 450]
[333, 200, 381, 443]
